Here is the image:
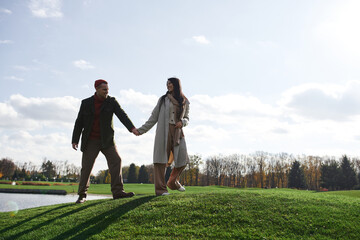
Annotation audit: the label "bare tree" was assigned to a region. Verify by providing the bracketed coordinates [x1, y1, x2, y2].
[206, 155, 225, 185]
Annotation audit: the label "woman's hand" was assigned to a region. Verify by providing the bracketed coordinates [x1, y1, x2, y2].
[175, 121, 183, 129]
[132, 128, 140, 136]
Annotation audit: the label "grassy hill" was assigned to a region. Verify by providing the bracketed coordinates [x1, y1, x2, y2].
[1, 186, 360, 239]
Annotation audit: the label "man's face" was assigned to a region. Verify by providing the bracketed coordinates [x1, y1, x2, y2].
[96, 83, 109, 99]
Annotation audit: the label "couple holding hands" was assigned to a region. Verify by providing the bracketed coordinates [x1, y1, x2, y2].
[71, 78, 190, 203]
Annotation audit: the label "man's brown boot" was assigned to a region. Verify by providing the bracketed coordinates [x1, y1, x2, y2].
[113, 191, 135, 199]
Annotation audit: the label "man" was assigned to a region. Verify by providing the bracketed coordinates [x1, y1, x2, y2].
[72, 79, 139, 203]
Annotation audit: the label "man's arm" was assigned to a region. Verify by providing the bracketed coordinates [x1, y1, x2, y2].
[71, 100, 85, 150]
[112, 98, 136, 132]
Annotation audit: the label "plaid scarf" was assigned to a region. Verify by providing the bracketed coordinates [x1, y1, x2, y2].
[167, 94, 185, 146]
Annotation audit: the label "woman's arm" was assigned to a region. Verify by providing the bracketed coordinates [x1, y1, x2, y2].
[181, 100, 190, 127]
[137, 98, 162, 134]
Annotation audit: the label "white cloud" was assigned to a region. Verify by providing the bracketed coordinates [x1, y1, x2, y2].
[0, 40, 13, 44]
[187, 125, 229, 141]
[13, 65, 32, 71]
[314, 1, 360, 62]
[0, 131, 79, 170]
[271, 128, 288, 134]
[190, 94, 280, 125]
[192, 35, 210, 45]
[0, 103, 20, 127]
[5, 76, 24, 82]
[118, 89, 158, 113]
[280, 81, 360, 121]
[29, 0, 63, 18]
[0, 103, 39, 129]
[0, 94, 80, 131]
[9, 94, 80, 123]
[0, 8, 12, 14]
[73, 59, 95, 69]
[256, 41, 279, 49]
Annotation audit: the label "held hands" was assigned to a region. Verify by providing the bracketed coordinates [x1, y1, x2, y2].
[73, 128, 139, 151]
[132, 128, 140, 136]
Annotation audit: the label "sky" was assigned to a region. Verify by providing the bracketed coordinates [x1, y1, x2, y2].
[1, 0, 360, 174]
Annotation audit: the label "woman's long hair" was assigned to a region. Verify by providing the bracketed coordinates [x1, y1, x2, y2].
[161, 77, 186, 112]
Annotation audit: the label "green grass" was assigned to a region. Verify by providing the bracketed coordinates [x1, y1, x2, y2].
[0, 181, 235, 195]
[0, 181, 154, 195]
[1, 186, 360, 239]
[320, 189, 360, 198]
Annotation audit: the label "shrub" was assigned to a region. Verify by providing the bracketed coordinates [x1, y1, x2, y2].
[0, 181, 18, 185]
[53, 183, 67, 186]
[21, 182, 51, 186]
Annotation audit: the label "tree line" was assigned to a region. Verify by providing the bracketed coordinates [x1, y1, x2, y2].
[94, 164, 150, 184]
[196, 153, 360, 190]
[0, 158, 81, 182]
[1, 152, 360, 191]
[93, 153, 360, 191]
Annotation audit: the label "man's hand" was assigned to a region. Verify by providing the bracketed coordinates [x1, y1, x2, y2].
[72, 143, 78, 151]
[132, 128, 140, 136]
[175, 121, 183, 129]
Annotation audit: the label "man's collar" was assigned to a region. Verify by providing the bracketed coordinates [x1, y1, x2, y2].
[94, 93, 107, 101]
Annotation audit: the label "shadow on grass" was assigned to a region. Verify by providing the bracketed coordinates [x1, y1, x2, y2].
[0, 204, 69, 235]
[51, 196, 155, 240]
[5, 201, 103, 239]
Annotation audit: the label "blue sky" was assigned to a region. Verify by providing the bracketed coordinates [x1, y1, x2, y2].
[1, 0, 360, 174]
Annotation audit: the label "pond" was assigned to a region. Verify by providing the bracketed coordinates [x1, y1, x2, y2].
[0, 193, 111, 212]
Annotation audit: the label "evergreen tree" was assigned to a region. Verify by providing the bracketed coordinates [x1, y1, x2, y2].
[339, 155, 357, 190]
[21, 167, 29, 180]
[320, 160, 340, 190]
[288, 160, 307, 189]
[105, 171, 111, 184]
[103, 170, 109, 184]
[127, 163, 137, 183]
[138, 165, 149, 183]
[41, 159, 56, 179]
[12, 168, 21, 180]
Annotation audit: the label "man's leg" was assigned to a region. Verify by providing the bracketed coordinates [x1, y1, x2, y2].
[154, 163, 168, 196]
[77, 139, 100, 202]
[102, 145, 134, 199]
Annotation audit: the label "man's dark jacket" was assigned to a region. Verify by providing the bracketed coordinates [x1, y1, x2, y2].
[72, 95, 135, 152]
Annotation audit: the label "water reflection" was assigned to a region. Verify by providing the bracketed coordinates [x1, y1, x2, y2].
[0, 193, 111, 212]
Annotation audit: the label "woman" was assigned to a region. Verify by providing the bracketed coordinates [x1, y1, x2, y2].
[137, 77, 190, 196]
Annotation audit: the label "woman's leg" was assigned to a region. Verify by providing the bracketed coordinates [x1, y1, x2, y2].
[167, 165, 185, 190]
[154, 163, 168, 196]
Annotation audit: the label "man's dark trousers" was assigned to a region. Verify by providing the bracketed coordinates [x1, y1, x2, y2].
[78, 139, 124, 196]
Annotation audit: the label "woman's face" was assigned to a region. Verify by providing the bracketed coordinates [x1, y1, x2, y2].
[167, 80, 174, 93]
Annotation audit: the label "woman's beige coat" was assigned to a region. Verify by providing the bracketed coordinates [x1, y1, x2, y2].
[138, 96, 189, 168]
